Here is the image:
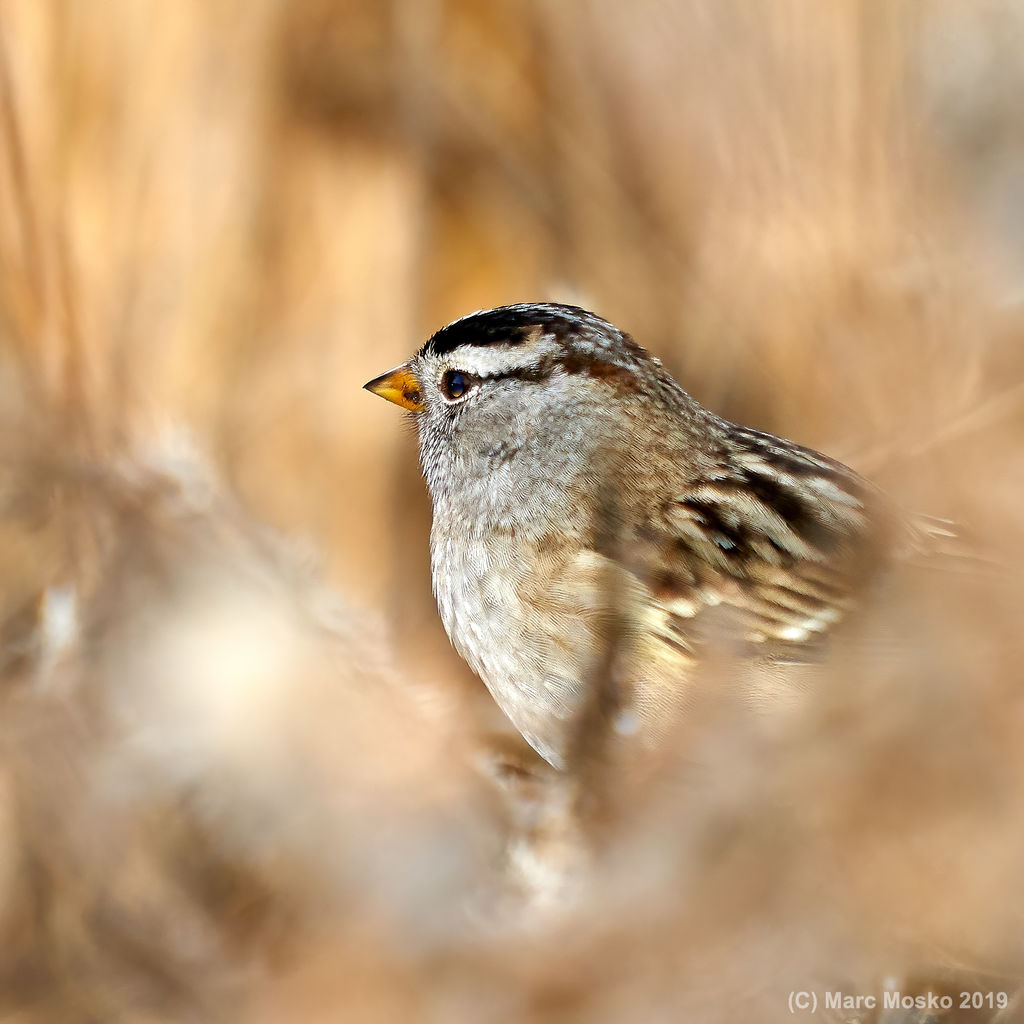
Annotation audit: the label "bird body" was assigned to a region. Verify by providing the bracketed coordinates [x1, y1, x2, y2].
[366, 304, 891, 769]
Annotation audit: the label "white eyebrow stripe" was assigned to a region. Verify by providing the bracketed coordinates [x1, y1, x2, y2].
[442, 340, 549, 378]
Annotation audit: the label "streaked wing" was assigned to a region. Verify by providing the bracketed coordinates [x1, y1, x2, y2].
[631, 426, 885, 662]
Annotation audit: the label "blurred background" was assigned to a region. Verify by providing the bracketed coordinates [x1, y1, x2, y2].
[1, 1, 1024, 1021]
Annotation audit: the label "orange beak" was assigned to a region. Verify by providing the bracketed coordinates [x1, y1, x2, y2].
[363, 362, 425, 412]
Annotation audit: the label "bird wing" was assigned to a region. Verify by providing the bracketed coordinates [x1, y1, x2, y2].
[629, 426, 885, 663]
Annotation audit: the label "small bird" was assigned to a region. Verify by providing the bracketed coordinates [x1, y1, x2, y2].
[365, 303, 914, 770]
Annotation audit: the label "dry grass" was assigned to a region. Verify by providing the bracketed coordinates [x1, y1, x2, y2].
[1, 1, 1024, 1021]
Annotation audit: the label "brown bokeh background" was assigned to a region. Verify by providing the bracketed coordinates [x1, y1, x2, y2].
[2, 1, 1024, 1021]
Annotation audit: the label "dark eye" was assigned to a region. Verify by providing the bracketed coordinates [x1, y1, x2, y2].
[441, 369, 474, 400]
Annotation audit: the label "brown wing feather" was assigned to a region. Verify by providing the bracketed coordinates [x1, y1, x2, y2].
[633, 427, 886, 662]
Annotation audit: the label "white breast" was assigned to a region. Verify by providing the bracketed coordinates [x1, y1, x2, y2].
[431, 521, 591, 765]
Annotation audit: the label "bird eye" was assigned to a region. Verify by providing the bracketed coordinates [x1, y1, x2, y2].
[441, 370, 474, 401]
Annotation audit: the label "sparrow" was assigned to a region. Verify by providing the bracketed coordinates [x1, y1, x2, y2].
[365, 303, 931, 769]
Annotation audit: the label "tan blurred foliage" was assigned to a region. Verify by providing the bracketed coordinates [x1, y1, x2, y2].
[1, 0, 1024, 1021]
